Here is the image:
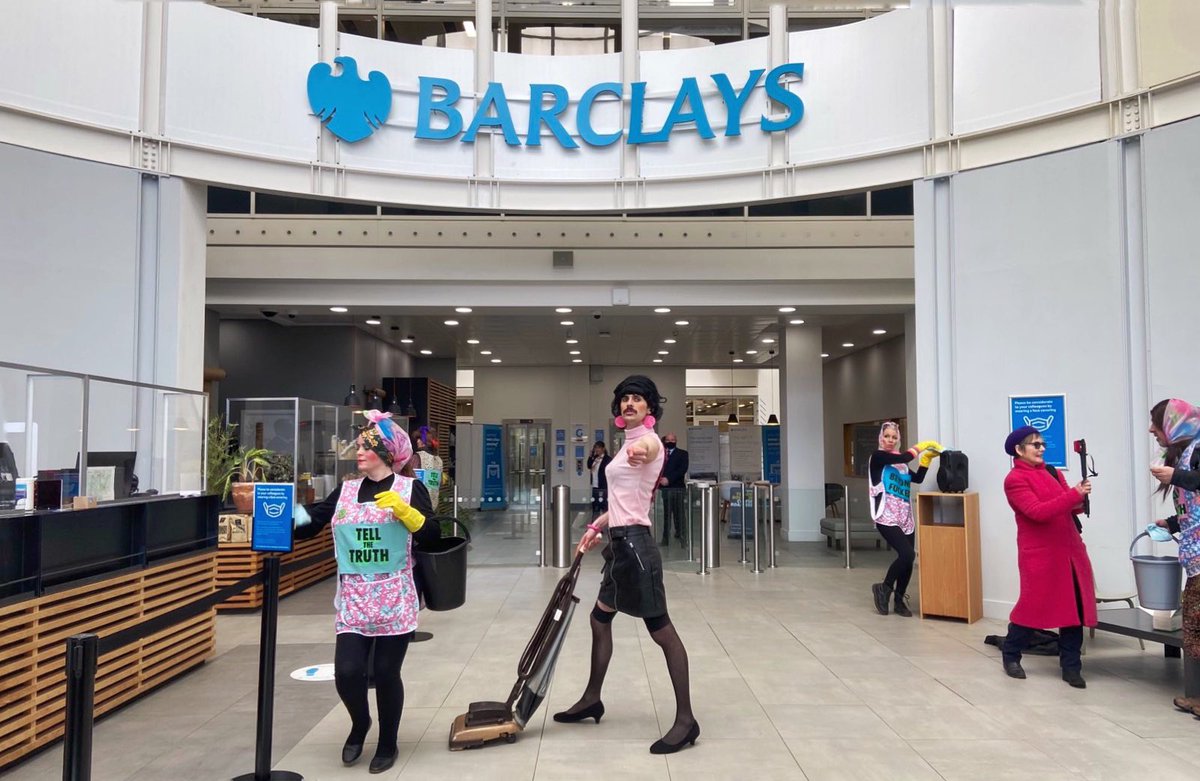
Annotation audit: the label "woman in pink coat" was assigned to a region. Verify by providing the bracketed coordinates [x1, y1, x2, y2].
[1000, 425, 1095, 688]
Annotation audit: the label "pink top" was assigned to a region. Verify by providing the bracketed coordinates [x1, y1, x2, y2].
[598, 423, 665, 529]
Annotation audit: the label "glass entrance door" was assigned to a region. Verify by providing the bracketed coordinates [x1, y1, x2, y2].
[504, 420, 550, 509]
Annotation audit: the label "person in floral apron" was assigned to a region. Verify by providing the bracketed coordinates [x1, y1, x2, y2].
[868, 422, 943, 616]
[1148, 398, 1200, 716]
[294, 410, 438, 774]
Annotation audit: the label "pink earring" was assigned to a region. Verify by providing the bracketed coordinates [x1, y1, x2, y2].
[643, 415, 657, 429]
[613, 416, 626, 429]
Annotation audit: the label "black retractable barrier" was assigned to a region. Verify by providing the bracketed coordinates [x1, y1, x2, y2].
[61, 550, 331, 781]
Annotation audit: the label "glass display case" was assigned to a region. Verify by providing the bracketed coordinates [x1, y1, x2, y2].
[0, 361, 207, 516]
[224, 397, 356, 504]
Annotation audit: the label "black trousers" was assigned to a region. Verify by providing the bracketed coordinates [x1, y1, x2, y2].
[875, 523, 915, 599]
[1003, 568, 1086, 671]
[662, 487, 685, 541]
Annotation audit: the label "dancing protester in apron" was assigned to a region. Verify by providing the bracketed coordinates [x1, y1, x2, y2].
[868, 422, 943, 616]
[1148, 399, 1200, 714]
[554, 375, 700, 754]
[294, 411, 438, 774]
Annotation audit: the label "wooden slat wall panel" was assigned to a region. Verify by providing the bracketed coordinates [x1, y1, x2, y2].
[425, 378, 456, 465]
[0, 554, 217, 769]
[215, 534, 335, 611]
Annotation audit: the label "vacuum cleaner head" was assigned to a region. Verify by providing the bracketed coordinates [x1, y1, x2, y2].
[448, 701, 520, 751]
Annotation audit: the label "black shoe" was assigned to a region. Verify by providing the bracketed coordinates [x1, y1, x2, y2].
[368, 748, 397, 774]
[650, 721, 700, 754]
[1062, 669, 1087, 689]
[893, 595, 913, 618]
[871, 583, 892, 616]
[553, 701, 605, 723]
[342, 719, 371, 765]
[1003, 661, 1026, 679]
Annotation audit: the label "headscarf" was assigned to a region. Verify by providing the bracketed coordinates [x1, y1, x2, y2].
[878, 421, 901, 453]
[361, 410, 413, 473]
[415, 425, 438, 451]
[1160, 398, 1200, 456]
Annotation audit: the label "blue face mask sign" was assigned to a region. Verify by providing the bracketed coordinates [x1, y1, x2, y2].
[307, 56, 393, 143]
[307, 59, 805, 148]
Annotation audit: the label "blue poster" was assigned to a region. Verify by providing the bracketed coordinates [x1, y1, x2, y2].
[481, 424, 507, 509]
[1010, 394, 1067, 468]
[761, 426, 781, 485]
[555, 444, 565, 457]
[252, 483, 295, 553]
[555, 429, 566, 443]
[595, 429, 605, 445]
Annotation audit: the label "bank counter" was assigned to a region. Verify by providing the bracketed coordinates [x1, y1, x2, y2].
[0, 494, 219, 768]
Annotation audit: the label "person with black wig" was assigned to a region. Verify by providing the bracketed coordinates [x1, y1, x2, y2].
[553, 375, 700, 754]
[294, 411, 438, 774]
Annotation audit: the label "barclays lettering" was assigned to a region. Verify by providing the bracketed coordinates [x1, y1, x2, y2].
[308, 57, 805, 147]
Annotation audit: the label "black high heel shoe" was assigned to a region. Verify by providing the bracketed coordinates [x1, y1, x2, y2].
[650, 721, 700, 754]
[552, 701, 605, 723]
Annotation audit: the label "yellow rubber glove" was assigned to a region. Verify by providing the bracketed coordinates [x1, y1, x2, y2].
[374, 491, 426, 533]
[918, 450, 939, 469]
[913, 440, 945, 453]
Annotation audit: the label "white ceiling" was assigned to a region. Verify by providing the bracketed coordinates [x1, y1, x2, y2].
[213, 304, 907, 367]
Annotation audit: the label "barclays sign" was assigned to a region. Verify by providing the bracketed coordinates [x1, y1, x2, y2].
[307, 57, 805, 148]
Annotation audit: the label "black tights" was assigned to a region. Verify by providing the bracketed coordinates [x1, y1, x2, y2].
[334, 632, 413, 753]
[565, 604, 696, 743]
[875, 523, 915, 601]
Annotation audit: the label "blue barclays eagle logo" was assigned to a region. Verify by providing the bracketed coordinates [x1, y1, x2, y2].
[306, 56, 391, 143]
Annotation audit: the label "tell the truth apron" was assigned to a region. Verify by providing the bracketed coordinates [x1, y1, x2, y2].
[870, 461, 914, 534]
[331, 476, 419, 637]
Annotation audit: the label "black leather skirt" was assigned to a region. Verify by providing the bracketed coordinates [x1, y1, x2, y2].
[597, 525, 667, 618]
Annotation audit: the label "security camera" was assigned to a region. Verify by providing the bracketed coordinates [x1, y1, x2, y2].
[592, 311, 602, 320]
[261, 310, 278, 318]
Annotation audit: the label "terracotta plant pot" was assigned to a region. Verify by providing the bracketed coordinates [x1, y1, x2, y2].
[231, 482, 255, 515]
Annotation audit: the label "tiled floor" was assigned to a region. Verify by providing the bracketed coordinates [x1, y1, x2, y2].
[7, 528, 1198, 780]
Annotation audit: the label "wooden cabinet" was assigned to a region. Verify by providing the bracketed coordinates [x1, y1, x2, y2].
[916, 492, 982, 623]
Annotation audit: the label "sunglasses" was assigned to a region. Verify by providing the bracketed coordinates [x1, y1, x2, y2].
[1024, 441, 1047, 450]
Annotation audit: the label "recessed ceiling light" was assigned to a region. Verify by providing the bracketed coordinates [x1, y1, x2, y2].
[444, 320, 459, 326]
[455, 307, 473, 313]
[490, 358, 502, 363]
[467, 339, 480, 345]
[746, 350, 758, 355]
[566, 339, 579, 345]
[555, 307, 572, 313]
[400, 336, 414, 343]
[873, 329, 887, 335]
[761, 337, 776, 344]
[778, 306, 796, 313]
[733, 358, 744, 363]
[658, 350, 669, 355]
[674, 320, 689, 326]
[330, 306, 348, 313]
[420, 349, 433, 355]
[842, 342, 854, 348]
[654, 307, 671, 313]
[789, 319, 805, 325]
[572, 359, 582, 363]
[652, 359, 663, 363]
[821, 353, 830, 358]
[560, 320, 574, 326]
[365, 318, 381, 325]
[664, 338, 676, 344]
[569, 350, 581, 355]
[480, 350, 492, 355]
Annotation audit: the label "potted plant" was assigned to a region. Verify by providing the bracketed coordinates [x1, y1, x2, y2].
[230, 446, 271, 514]
[263, 451, 295, 484]
[206, 417, 239, 503]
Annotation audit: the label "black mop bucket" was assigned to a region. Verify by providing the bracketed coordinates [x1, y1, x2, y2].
[1129, 530, 1183, 611]
[416, 517, 471, 611]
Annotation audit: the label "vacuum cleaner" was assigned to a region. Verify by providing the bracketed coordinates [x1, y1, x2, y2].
[448, 551, 584, 750]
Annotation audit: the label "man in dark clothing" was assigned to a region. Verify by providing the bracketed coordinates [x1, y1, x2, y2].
[659, 433, 689, 545]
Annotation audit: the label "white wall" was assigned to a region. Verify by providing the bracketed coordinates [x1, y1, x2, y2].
[912, 125, 1200, 618]
[822, 335, 909, 521]
[472, 365, 687, 498]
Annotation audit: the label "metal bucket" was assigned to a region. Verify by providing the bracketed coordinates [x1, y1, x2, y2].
[1129, 531, 1184, 611]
